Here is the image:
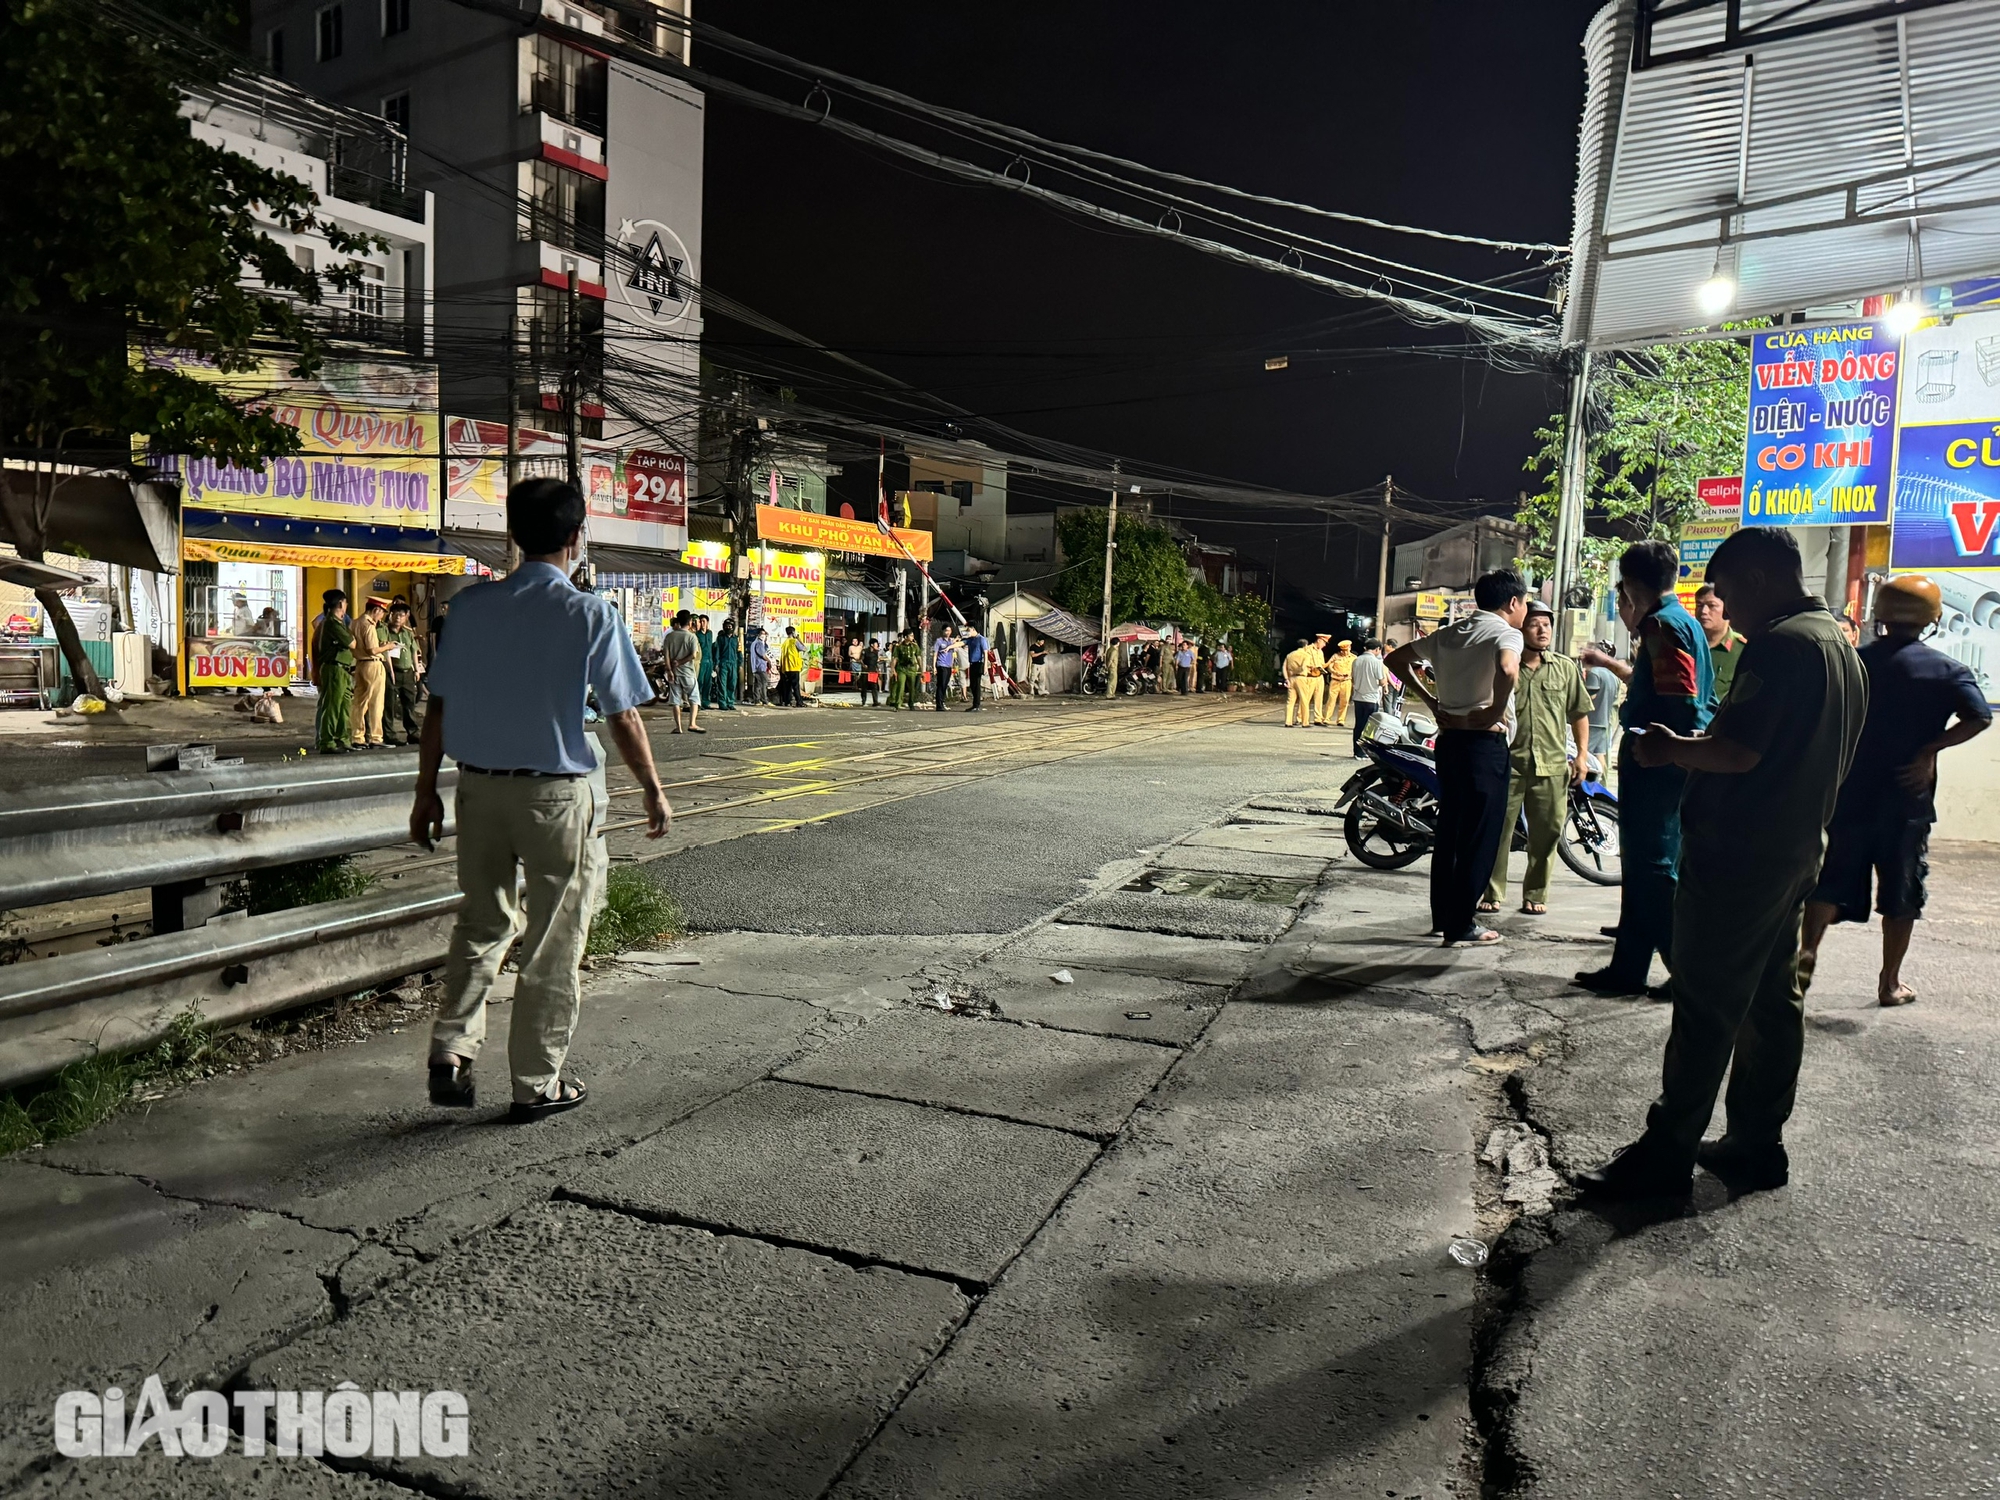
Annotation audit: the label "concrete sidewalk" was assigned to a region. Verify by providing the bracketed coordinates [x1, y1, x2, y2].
[3, 787, 1994, 1498]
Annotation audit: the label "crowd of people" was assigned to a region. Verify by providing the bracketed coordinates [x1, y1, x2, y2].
[307, 590, 432, 752]
[1378, 530, 1989, 1201]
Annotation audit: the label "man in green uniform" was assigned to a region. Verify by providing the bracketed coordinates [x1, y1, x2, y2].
[889, 628, 922, 709]
[1694, 583, 1747, 709]
[1484, 600, 1592, 915]
[312, 589, 355, 755]
[385, 600, 424, 746]
[1579, 528, 1865, 1199]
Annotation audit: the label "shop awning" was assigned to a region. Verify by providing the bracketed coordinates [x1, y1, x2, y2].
[0, 473, 178, 573]
[183, 536, 468, 573]
[590, 542, 692, 579]
[442, 529, 509, 574]
[0, 558, 89, 591]
[1027, 607, 1101, 647]
[825, 577, 887, 614]
[1110, 622, 1162, 643]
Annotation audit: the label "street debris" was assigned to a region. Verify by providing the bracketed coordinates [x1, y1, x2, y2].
[1123, 1011, 1152, 1020]
[1049, 969, 1074, 984]
[1448, 1237, 1490, 1268]
[1482, 1122, 1561, 1216]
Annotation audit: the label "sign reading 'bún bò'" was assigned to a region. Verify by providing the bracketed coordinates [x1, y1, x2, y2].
[1742, 324, 1897, 526]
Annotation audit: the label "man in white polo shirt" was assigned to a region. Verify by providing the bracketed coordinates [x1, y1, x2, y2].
[1385, 571, 1529, 947]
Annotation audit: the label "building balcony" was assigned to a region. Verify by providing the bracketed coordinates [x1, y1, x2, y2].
[519, 112, 607, 181]
[517, 240, 607, 299]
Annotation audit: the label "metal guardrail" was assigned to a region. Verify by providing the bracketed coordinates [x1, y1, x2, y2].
[0, 757, 457, 913]
[0, 758, 462, 1089]
[0, 887, 460, 1092]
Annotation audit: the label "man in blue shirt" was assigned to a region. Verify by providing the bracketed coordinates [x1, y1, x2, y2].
[963, 626, 988, 711]
[933, 626, 957, 712]
[1575, 540, 1711, 996]
[1801, 574, 1990, 1008]
[410, 479, 669, 1122]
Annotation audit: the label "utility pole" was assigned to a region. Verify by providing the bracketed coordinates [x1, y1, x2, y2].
[563, 268, 589, 585]
[1100, 462, 1121, 696]
[1374, 475, 1393, 644]
[503, 326, 521, 574]
[1551, 350, 1593, 655]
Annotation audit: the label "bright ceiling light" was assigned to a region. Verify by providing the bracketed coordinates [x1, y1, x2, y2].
[1696, 275, 1736, 318]
[1882, 295, 1925, 338]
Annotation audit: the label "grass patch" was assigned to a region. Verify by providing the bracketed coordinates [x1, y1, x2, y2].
[586, 867, 684, 957]
[224, 856, 378, 916]
[0, 1006, 216, 1156]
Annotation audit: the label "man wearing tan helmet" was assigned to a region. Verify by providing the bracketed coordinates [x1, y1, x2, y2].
[1800, 574, 1991, 1009]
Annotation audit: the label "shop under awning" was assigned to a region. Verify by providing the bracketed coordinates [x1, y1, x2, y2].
[1027, 607, 1101, 647]
[825, 577, 888, 613]
[443, 528, 508, 574]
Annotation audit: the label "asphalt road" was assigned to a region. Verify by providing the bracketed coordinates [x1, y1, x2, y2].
[1, 701, 1993, 1498]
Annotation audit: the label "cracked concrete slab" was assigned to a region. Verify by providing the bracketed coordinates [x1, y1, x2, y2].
[1490, 846, 2000, 1498]
[248, 1201, 969, 1500]
[35, 974, 825, 1256]
[15, 1454, 415, 1498]
[1011, 925, 1265, 986]
[1147, 845, 1331, 880]
[0, 1161, 351, 1490]
[664, 931, 969, 1013]
[570, 1081, 1098, 1284]
[954, 953, 1223, 1046]
[1059, 891, 1297, 942]
[1178, 821, 1349, 860]
[833, 994, 1480, 1500]
[778, 1007, 1177, 1138]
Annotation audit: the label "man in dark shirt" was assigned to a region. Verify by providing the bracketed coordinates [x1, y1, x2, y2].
[1575, 541, 1712, 996]
[1579, 528, 1865, 1199]
[1801, 575, 1990, 1007]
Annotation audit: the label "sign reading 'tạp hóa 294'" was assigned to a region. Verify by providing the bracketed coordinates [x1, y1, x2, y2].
[1742, 323, 1898, 526]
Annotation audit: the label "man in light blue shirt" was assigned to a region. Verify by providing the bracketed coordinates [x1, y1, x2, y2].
[933, 626, 957, 712]
[410, 479, 668, 1122]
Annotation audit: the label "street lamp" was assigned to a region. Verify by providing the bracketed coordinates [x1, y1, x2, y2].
[1882, 291, 1926, 338]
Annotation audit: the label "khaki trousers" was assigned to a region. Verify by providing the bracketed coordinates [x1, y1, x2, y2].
[351, 660, 387, 744]
[1486, 770, 1566, 907]
[431, 773, 597, 1103]
[1323, 678, 1351, 726]
[1285, 678, 1323, 726]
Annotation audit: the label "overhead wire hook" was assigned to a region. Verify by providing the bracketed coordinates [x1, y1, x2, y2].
[1279, 246, 1304, 271]
[1003, 155, 1032, 184]
[1157, 208, 1183, 235]
[804, 82, 831, 122]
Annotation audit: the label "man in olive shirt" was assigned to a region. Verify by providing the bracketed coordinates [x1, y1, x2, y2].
[1485, 601, 1592, 914]
[385, 599, 424, 746]
[312, 589, 354, 755]
[1695, 583, 1747, 709]
[1579, 528, 1864, 1199]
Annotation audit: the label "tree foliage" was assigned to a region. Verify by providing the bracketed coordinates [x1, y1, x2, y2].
[1052, 507, 1272, 678]
[1, 0, 377, 691]
[1515, 335, 1754, 596]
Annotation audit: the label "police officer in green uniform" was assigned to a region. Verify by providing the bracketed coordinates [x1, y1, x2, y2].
[385, 600, 424, 746]
[888, 628, 922, 709]
[312, 589, 355, 755]
[1579, 528, 1865, 1199]
[1484, 600, 1593, 915]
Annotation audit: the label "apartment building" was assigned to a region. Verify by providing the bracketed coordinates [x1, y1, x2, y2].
[250, 0, 703, 567]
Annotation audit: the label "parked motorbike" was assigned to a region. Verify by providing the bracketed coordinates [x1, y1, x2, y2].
[1332, 705, 1621, 883]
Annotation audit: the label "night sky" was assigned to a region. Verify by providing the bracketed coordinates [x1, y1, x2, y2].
[699, 0, 1606, 607]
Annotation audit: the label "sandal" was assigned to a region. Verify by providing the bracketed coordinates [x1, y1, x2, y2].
[689, 726, 708, 734]
[1476, 900, 1502, 914]
[508, 1078, 588, 1123]
[428, 1056, 475, 1108]
[1520, 901, 1547, 915]
[1442, 926, 1503, 948]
